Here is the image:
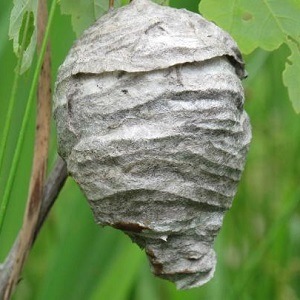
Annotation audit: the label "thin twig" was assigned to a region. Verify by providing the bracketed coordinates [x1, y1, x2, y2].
[35, 158, 68, 239]
[0, 0, 56, 237]
[0, 0, 51, 298]
[0, 157, 68, 299]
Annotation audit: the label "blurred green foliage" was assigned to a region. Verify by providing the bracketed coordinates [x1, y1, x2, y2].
[199, 0, 300, 113]
[0, 0, 300, 299]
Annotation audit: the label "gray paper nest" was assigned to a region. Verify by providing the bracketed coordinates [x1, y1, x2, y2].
[53, 0, 251, 289]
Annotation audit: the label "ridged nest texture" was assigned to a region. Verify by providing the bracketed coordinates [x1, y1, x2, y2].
[53, 0, 251, 290]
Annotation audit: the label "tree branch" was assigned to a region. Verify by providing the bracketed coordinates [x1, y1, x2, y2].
[0, 157, 68, 299]
[0, 1, 57, 298]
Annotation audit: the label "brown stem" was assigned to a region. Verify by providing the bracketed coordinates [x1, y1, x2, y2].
[0, 1, 52, 298]
[0, 157, 68, 299]
[109, 0, 114, 9]
[35, 158, 68, 239]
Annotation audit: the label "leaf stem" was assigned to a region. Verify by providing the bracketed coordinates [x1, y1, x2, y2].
[0, 12, 31, 180]
[0, 0, 57, 236]
[0, 157, 68, 299]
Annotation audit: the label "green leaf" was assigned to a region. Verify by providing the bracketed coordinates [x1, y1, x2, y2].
[199, 0, 300, 113]
[9, 0, 38, 74]
[199, 0, 300, 54]
[60, 0, 121, 37]
[283, 39, 300, 113]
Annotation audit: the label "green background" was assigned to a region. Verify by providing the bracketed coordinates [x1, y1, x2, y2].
[1, 0, 300, 299]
